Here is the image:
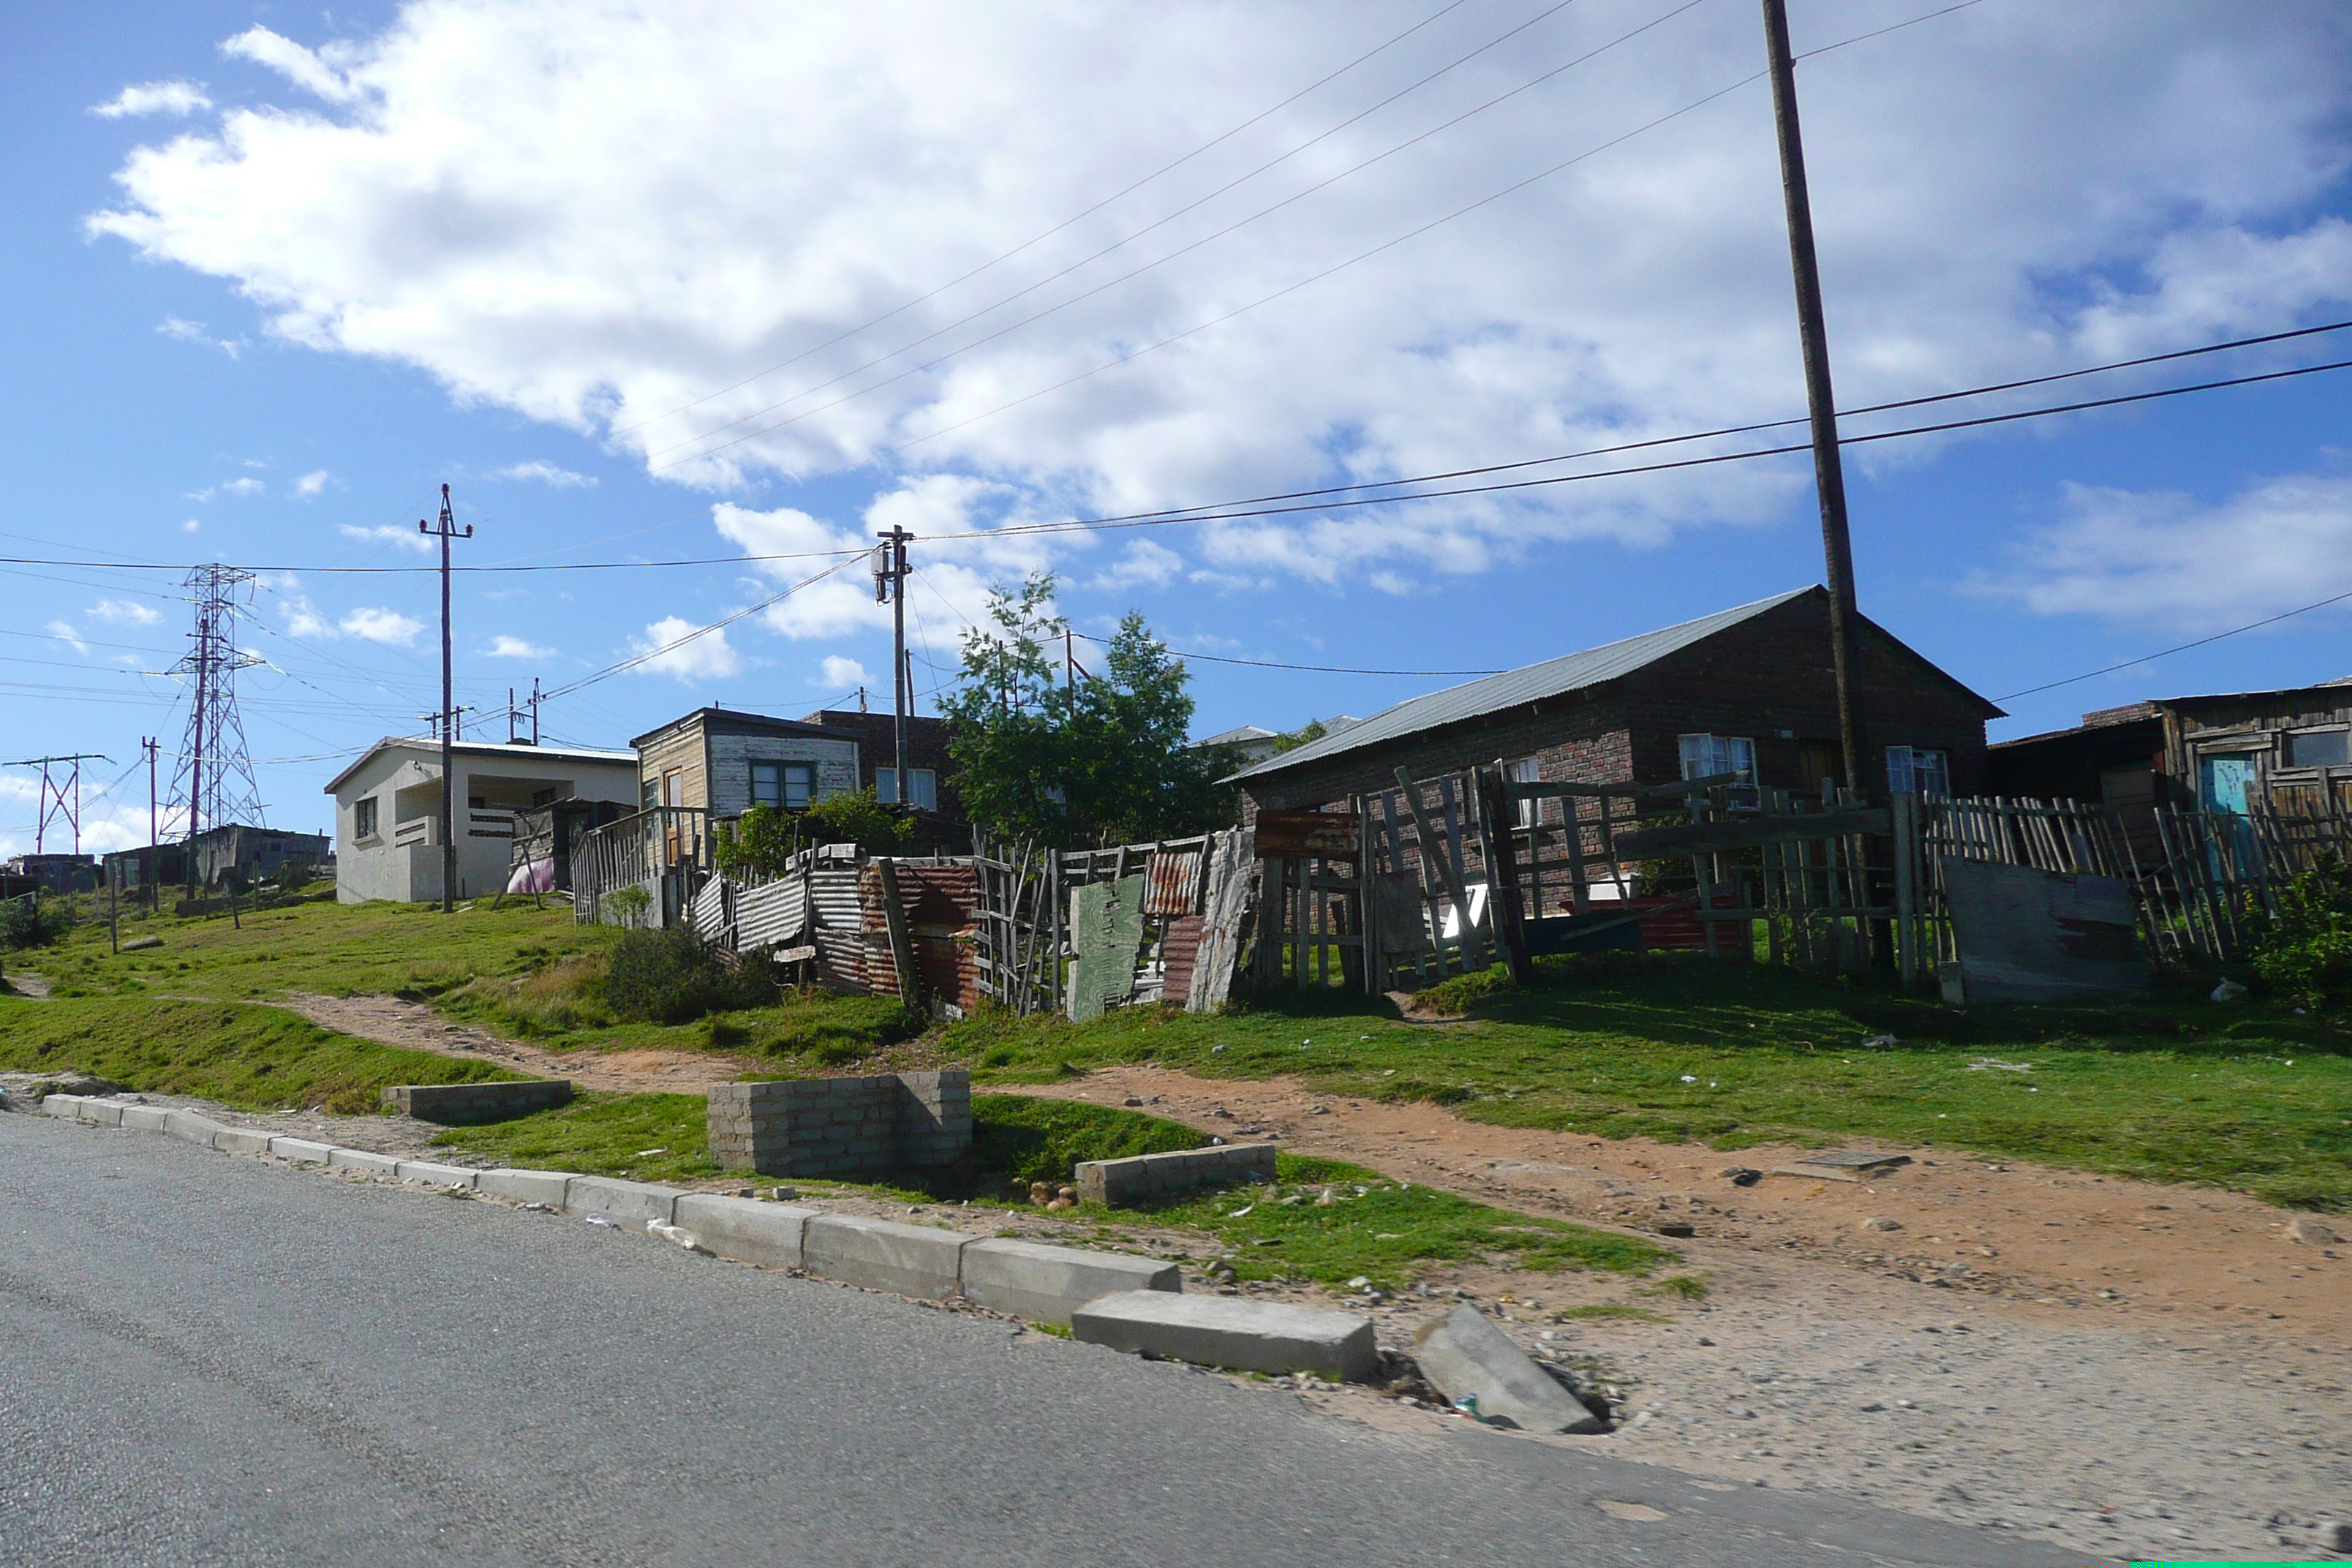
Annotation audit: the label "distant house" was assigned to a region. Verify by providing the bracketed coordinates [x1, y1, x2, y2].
[184, 825, 329, 891]
[1226, 587, 2001, 813]
[796, 709, 958, 815]
[1988, 677, 2352, 848]
[3, 853, 97, 894]
[1195, 717, 1363, 770]
[630, 707, 861, 819]
[325, 737, 638, 904]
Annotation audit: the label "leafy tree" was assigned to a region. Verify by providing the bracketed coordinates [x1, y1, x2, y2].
[712, 790, 913, 878]
[941, 572, 1243, 843]
[2248, 855, 2352, 1009]
[1269, 718, 1328, 755]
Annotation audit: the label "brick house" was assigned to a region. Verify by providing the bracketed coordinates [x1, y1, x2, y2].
[1226, 587, 2002, 813]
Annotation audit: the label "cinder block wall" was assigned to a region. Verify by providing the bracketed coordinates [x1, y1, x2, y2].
[708, 1071, 971, 1177]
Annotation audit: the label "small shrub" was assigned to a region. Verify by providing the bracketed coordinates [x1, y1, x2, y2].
[1, 897, 78, 950]
[600, 927, 777, 1025]
[2248, 856, 2352, 1009]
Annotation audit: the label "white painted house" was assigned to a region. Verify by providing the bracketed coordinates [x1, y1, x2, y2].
[325, 737, 639, 904]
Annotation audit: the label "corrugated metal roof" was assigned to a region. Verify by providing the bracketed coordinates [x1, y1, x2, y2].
[1226, 587, 1818, 783]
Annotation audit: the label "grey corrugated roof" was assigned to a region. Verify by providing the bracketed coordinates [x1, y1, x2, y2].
[1225, 587, 1817, 783]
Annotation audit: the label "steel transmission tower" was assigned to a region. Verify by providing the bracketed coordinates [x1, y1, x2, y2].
[167, 565, 268, 890]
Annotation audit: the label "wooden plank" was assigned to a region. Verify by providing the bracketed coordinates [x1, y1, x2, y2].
[1618, 807, 1891, 859]
[1477, 765, 1533, 984]
[1392, 768, 1483, 975]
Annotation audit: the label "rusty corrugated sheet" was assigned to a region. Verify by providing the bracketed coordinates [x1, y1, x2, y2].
[1142, 846, 1204, 916]
[1159, 913, 1205, 1008]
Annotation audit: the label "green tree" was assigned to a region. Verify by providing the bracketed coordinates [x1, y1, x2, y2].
[712, 790, 913, 878]
[942, 572, 1243, 843]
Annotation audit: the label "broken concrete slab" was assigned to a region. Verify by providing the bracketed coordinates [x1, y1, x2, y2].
[1411, 1303, 1605, 1433]
[476, 1168, 569, 1207]
[1770, 1151, 1913, 1183]
[2285, 1217, 2339, 1246]
[270, 1137, 336, 1164]
[960, 1239, 1180, 1324]
[562, 1175, 685, 1229]
[1, 1072, 125, 1109]
[673, 1194, 818, 1271]
[1070, 1291, 1379, 1382]
[802, 1213, 970, 1299]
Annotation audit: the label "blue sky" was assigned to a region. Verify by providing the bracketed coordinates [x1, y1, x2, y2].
[4, 0, 2349, 853]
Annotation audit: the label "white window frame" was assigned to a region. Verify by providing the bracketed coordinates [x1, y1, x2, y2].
[1678, 734, 1756, 783]
[875, 767, 938, 810]
[1886, 745, 1951, 797]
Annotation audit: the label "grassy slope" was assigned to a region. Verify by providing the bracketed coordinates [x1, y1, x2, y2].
[431, 1091, 1671, 1289]
[0, 997, 522, 1113]
[13, 899, 2349, 1209]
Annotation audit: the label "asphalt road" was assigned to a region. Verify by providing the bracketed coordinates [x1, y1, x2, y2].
[0, 1112, 2100, 1568]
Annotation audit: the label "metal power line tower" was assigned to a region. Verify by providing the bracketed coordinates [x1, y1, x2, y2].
[167, 565, 267, 892]
[5, 753, 109, 855]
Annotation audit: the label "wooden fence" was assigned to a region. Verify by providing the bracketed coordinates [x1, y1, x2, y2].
[572, 806, 713, 927]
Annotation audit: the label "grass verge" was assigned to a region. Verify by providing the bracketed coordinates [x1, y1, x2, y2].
[0, 996, 523, 1114]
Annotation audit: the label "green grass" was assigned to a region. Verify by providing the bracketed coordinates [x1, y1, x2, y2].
[943, 952, 2352, 1212]
[0, 996, 524, 1113]
[426, 1090, 1671, 1288]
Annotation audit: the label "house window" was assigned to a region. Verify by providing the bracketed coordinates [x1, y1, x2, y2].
[2287, 729, 2351, 770]
[354, 796, 379, 839]
[641, 777, 660, 813]
[1886, 746, 1951, 797]
[875, 768, 938, 810]
[1508, 756, 1543, 827]
[1678, 734, 1756, 783]
[750, 761, 783, 811]
[661, 769, 684, 809]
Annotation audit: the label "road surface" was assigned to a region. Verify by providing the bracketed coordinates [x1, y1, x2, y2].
[0, 1112, 2097, 1567]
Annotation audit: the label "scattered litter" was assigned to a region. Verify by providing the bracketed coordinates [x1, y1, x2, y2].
[634, 1147, 669, 1157]
[1228, 1205, 1254, 1218]
[1679, 1074, 1699, 1083]
[2210, 979, 2249, 1003]
[1375, 1232, 1403, 1240]
[646, 1219, 710, 1254]
[584, 1214, 617, 1227]
[1346, 1275, 1372, 1289]
[1860, 1034, 1899, 1049]
[520, 1202, 552, 1213]
[1211, 1045, 1226, 1054]
[1122, 1096, 1144, 1107]
[1768, 1151, 1914, 1183]
[1967, 1058, 2034, 1073]
[1722, 1166, 1763, 1187]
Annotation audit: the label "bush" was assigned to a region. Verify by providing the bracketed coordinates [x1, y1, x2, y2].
[600, 927, 778, 1025]
[1, 896, 77, 950]
[2249, 856, 2352, 1009]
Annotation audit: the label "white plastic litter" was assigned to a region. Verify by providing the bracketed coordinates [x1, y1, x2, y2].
[584, 1214, 617, 1227]
[646, 1219, 711, 1254]
[2210, 980, 2249, 1003]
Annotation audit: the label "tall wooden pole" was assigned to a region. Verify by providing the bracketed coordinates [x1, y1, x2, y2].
[1761, 0, 1871, 799]
[421, 484, 472, 912]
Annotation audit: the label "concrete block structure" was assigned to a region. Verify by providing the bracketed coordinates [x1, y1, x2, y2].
[1076, 1142, 1278, 1207]
[706, 1071, 971, 1177]
[1071, 1292, 1379, 1382]
[381, 1079, 573, 1124]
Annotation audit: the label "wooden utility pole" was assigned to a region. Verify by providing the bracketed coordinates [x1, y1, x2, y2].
[420, 483, 472, 912]
[143, 736, 158, 906]
[1761, 0, 1870, 799]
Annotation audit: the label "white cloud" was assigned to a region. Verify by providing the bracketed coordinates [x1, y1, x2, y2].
[87, 2, 2352, 593]
[48, 621, 88, 655]
[157, 315, 243, 358]
[492, 460, 595, 487]
[486, 634, 556, 659]
[1087, 540, 1183, 590]
[337, 523, 435, 554]
[340, 606, 423, 644]
[189, 475, 265, 500]
[282, 593, 334, 638]
[181, 518, 200, 532]
[818, 654, 870, 689]
[88, 599, 163, 626]
[629, 616, 742, 679]
[294, 469, 335, 497]
[94, 81, 212, 118]
[221, 26, 366, 105]
[1972, 470, 2352, 633]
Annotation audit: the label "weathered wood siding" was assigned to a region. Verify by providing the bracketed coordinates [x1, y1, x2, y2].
[636, 723, 706, 811]
[705, 728, 860, 816]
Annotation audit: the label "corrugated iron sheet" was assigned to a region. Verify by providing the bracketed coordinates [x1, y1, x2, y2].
[1142, 846, 1204, 916]
[734, 874, 807, 951]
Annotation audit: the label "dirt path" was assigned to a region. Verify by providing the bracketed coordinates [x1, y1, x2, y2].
[277, 992, 755, 1096]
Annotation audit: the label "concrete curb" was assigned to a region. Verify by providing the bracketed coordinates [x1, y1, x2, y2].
[31, 1093, 1224, 1330]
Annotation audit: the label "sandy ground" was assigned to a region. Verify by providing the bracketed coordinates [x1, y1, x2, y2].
[65, 991, 2352, 1560]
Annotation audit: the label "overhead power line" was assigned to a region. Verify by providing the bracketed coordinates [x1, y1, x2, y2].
[1993, 587, 2352, 705]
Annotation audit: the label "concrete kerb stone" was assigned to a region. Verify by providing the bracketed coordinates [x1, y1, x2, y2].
[80, 1101, 128, 1129]
[120, 1106, 171, 1134]
[477, 1169, 570, 1207]
[562, 1175, 685, 1229]
[327, 1147, 402, 1175]
[674, 1194, 816, 1271]
[211, 1125, 274, 1156]
[270, 1137, 336, 1164]
[395, 1160, 481, 1188]
[1071, 1292, 1380, 1382]
[959, 1239, 1180, 1324]
[803, 1213, 971, 1299]
[163, 1109, 220, 1145]
[39, 1094, 86, 1119]
[1412, 1303, 1606, 1433]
